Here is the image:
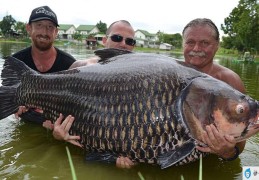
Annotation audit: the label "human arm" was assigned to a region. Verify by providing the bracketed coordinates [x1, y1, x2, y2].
[15, 106, 55, 129]
[17, 107, 81, 147]
[69, 56, 99, 69]
[53, 114, 136, 168]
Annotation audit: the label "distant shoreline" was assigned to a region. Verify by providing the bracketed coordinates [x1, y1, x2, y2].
[0, 39, 258, 61]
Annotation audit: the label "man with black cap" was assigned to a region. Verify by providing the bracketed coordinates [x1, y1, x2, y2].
[12, 5, 76, 72]
[13, 5, 76, 128]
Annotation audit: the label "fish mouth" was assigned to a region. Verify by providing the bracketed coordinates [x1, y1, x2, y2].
[246, 116, 259, 131]
[234, 115, 259, 141]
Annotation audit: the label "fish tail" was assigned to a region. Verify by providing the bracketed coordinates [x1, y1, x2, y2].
[0, 56, 35, 119]
[0, 86, 19, 119]
[1, 56, 35, 86]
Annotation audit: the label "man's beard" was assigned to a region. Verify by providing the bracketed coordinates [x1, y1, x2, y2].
[33, 35, 53, 51]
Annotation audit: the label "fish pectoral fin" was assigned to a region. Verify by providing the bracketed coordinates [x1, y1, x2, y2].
[85, 151, 118, 163]
[157, 140, 195, 169]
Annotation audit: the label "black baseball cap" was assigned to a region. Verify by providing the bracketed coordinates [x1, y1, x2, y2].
[29, 6, 59, 27]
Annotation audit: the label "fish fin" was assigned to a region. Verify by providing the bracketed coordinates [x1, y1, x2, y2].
[2, 56, 37, 86]
[85, 151, 117, 163]
[94, 48, 132, 64]
[157, 140, 195, 169]
[0, 86, 19, 119]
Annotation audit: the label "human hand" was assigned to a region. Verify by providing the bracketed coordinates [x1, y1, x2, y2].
[15, 106, 48, 125]
[196, 124, 237, 159]
[42, 120, 54, 130]
[15, 106, 28, 119]
[53, 113, 82, 148]
[116, 156, 136, 169]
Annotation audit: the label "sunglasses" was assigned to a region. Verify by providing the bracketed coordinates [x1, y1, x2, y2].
[108, 34, 136, 46]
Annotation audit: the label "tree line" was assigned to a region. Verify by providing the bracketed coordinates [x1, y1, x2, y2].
[0, 0, 258, 53]
[221, 0, 258, 54]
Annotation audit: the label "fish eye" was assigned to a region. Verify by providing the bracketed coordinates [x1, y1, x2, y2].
[236, 104, 244, 114]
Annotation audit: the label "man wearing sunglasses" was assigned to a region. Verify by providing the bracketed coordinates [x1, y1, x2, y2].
[103, 20, 136, 49]
[69, 20, 136, 68]
[53, 20, 136, 168]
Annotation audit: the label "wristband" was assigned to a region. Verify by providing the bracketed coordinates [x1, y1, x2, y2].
[222, 146, 240, 161]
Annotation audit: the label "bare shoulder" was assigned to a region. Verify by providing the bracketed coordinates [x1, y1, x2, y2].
[213, 64, 245, 93]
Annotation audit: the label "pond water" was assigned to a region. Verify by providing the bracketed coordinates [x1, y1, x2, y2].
[0, 42, 258, 180]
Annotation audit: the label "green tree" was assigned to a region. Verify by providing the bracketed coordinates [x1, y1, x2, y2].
[96, 21, 107, 34]
[157, 32, 182, 49]
[221, 0, 259, 53]
[72, 31, 83, 43]
[15, 21, 27, 38]
[0, 15, 16, 37]
[171, 33, 182, 48]
[157, 31, 164, 43]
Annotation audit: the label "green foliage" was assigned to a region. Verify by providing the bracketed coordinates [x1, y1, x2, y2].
[137, 171, 145, 180]
[221, 0, 259, 53]
[157, 31, 182, 48]
[72, 31, 83, 42]
[217, 47, 239, 56]
[14, 21, 27, 38]
[199, 155, 202, 180]
[66, 146, 77, 180]
[0, 15, 16, 36]
[96, 20, 107, 34]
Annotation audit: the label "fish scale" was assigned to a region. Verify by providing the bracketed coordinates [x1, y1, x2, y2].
[0, 48, 259, 169]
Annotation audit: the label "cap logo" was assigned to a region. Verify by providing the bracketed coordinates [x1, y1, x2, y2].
[36, 7, 56, 19]
[29, 6, 59, 26]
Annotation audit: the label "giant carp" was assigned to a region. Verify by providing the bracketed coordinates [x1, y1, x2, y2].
[0, 48, 259, 169]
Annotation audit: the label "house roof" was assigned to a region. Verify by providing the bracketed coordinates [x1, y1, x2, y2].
[76, 25, 96, 31]
[58, 24, 75, 30]
[136, 29, 156, 37]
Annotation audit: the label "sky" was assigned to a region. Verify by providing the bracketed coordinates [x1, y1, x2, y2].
[0, 0, 240, 37]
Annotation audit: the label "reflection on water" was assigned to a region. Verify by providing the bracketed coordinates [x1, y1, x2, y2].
[0, 42, 259, 180]
[221, 59, 259, 99]
[0, 42, 30, 58]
